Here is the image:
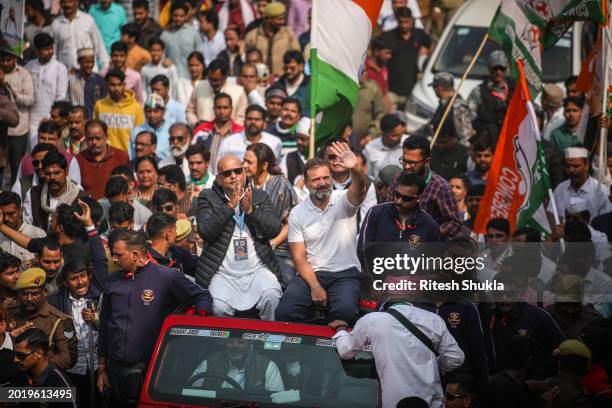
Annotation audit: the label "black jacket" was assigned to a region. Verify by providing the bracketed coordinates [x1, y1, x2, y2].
[195, 181, 282, 288]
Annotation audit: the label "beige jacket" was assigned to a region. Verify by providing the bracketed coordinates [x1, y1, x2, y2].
[186, 79, 247, 125]
[244, 26, 300, 77]
[4, 65, 35, 136]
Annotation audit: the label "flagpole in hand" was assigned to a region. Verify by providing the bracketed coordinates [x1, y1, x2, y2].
[430, 33, 489, 149]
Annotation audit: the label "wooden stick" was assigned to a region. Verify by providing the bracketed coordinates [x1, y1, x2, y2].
[309, 116, 316, 159]
[430, 33, 489, 149]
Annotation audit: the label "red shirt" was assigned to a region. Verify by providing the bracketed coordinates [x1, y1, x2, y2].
[366, 58, 389, 94]
[77, 145, 129, 200]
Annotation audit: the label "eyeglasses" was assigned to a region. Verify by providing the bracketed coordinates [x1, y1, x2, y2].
[219, 167, 244, 177]
[156, 204, 175, 212]
[14, 350, 36, 361]
[399, 157, 426, 167]
[394, 190, 418, 203]
[486, 233, 507, 240]
[169, 136, 185, 143]
[445, 391, 468, 402]
[134, 142, 152, 148]
[32, 160, 43, 167]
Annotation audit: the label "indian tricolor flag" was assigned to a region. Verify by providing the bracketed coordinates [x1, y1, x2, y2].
[473, 61, 553, 235]
[309, 0, 383, 151]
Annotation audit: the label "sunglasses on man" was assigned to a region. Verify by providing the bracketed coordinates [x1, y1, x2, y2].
[394, 190, 418, 203]
[14, 350, 36, 361]
[445, 391, 468, 402]
[219, 167, 244, 177]
[156, 204, 175, 213]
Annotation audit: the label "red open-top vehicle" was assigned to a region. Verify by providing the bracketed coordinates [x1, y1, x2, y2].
[138, 315, 381, 408]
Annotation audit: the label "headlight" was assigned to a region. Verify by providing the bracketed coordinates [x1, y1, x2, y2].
[406, 95, 435, 120]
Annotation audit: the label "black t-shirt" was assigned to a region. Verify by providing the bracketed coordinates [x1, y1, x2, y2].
[380, 28, 431, 97]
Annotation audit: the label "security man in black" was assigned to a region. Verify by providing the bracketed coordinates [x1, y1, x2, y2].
[97, 229, 213, 407]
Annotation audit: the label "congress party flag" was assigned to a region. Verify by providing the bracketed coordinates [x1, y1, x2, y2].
[309, 0, 383, 151]
[474, 61, 552, 235]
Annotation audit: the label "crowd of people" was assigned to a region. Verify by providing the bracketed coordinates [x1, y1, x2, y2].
[0, 0, 610, 407]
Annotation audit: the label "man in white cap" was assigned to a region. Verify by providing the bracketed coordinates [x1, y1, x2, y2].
[548, 147, 612, 222]
[129, 94, 172, 160]
[280, 117, 309, 186]
[67, 48, 107, 119]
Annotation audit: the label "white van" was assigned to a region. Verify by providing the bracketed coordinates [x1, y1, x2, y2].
[404, 0, 588, 133]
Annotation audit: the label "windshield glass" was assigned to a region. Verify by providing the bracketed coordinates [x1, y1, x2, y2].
[148, 326, 380, 408]
[432, 26, 573, 83]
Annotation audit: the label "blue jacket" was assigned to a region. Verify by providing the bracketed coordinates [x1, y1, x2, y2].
[98, 262, 212, 365]
[416, 299, 492, 389]
[358, 203, 443, 252]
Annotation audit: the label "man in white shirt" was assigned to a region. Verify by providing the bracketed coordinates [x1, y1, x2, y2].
[197, 9, 226, 65]
[364, 115, 409, 181]
[51, 0, 109, 71]
[275, 143, 367, 324]
[216, 105, 282, 168]
[186, 58, 248, 125]
[25, 33, 68, 147]
[548, 147, 612, 222]
[330, 300, 464, 408]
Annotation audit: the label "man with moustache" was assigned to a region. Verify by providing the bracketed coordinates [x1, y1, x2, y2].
[386, 136, 462, 238]
[67, 48, 107, 120]
[23, 150, 87, 231]
[159, 123, 193, 179]
[275, 142, 367, 324]
[64, 106, 88, 155]
[6, 268, 78, 370]
[359, 171, 442, 251]
[548, 147, 612, 221]
[77, 119, 129, 200]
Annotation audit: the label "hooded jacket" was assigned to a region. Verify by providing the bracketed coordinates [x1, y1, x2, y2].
[93, 90, 144, 152]
[195, 181, 282, 288]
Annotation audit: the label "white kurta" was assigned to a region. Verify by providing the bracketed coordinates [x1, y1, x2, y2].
[334, 304, 465, 408]
[209, 223, 281, 311]
[25, 58, 68, 147]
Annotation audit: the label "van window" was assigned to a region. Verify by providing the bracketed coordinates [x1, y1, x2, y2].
[148, 326, 380, 407]
[433, 26, 573, 83]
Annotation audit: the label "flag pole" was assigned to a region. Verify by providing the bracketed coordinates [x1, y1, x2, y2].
[430, 33, 489, 149]
[308, 0, 318, 159]
[598, 17, 610, 186]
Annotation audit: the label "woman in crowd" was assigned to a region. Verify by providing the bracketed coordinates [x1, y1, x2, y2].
[243, 143, 298, 286]
[135, 156, 158, 207]
[176, 51, 206, 106]
[449, 174, 470, 221]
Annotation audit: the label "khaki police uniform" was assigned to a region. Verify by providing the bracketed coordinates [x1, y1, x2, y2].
[7, 268, 78, 370]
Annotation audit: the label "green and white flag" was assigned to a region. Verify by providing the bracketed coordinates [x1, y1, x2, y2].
[309, 0, 383, 151]
[489, 0, 543, 98]
[519, 0, 607, 48]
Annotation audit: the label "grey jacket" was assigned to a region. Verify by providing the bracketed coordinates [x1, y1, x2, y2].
[195, 181, 282, 288]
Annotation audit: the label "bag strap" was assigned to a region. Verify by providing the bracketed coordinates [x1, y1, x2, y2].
[48, 318, 62, 349]
[386, 308, 439, 357]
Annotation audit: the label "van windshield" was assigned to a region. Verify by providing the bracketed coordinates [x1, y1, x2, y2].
[432, 26, 573, 83]
[148, 326, 380, 408]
